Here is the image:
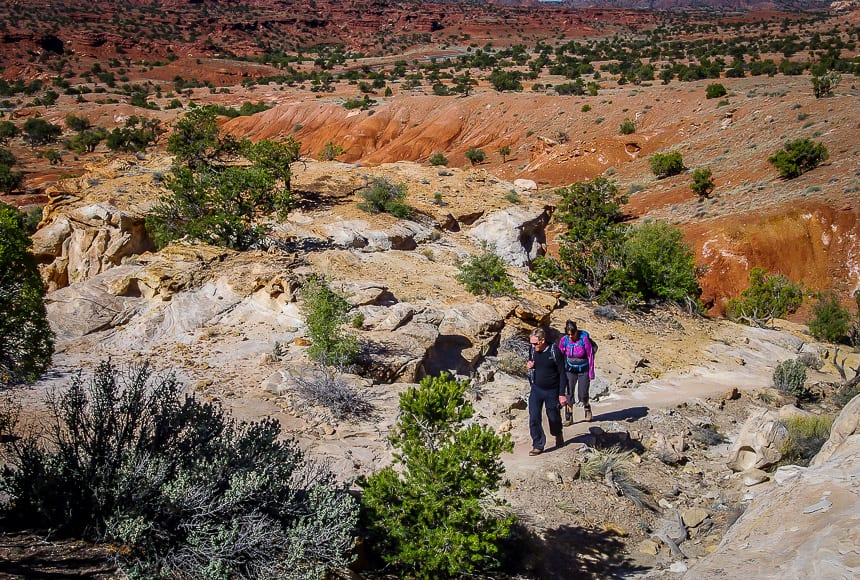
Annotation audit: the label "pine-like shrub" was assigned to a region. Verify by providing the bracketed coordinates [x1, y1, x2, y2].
[357, 176, 412, 218]
[359, 372, 515, 579]
[300, 276, 359, 368]
[456, 244, 517, 297]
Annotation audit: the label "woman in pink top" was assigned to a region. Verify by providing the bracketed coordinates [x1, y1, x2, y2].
[558, 320, 595, 424]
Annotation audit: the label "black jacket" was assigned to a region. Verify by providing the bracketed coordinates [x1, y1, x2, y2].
[529, 343, 566, 393]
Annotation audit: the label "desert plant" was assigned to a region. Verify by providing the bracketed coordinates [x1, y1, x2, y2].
[616, 220, 702, 311]
[531, 176, 628, 302]
[64, 113, 91, 132]
[0, 361, 358, 578]
[0, 202, 53, 387]
[811, 71, 840, 98]
[726, 267, 803, 328]
[357, 176, 411, 218]
[580, 447, 655, 510]
[705, 83, 727, 99]
[649, 151, 685, 178]
[772, 359, 809, 398]
[0, 121, 19, 144]
[778, 414, 833, 466]
[808, 291, 851, 343]
[690, 167, 715, 199]
[498, 144, 511, 162]
[464, 146, 486, 166]
[619, 118, 635, 135]
[768, 138, 829, 179]
[359, 372, 515, 578]
[300, 276, 359, 368]
[428, 151, 447, 166]
[456, 243, 518, 297]
[292, 364, 373, 420]
[318, 141, 343, 161]
[23, 118, 62, 145]
[0, 157, 23, 194]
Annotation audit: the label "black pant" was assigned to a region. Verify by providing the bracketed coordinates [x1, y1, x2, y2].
[564, 370, 591, 408]
[528, 387, 562, 450]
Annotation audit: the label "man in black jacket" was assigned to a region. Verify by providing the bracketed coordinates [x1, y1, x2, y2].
[526, 327, 568, 455]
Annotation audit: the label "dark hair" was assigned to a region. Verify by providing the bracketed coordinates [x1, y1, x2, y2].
[564, 320, 578, 334]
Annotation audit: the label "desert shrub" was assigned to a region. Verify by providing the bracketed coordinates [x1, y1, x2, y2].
[357, 176, 411, 218]
[807, 291, 851, 343]
[619, 118, 635, 135]
[318, 141, 343, 161]
[0, 121, 19, 144]
[614, 220, 702, 311]
[456, 244, 517, 297]
[359, 372, 515, 578]
[292, 364, 373, 420]
[778, 414, 833, 466]
[498, 144, 511, 162]
[300, 276, 359, 368]
[0, 202, 53, 387]
[23, 118, 62, 145]
[726, 267, 803, 328]
[649, 151, 684, 178]
[768, 138, 829, 179]
[0, 162, 23, 194]
[64, 113, 91, 132]
[690, 167, 714, 199]
[0, 361, 359, 578]
[464, 146, 486, 166]
[531, 176, 628, 302]
[773, 359, 809, 398]
[705, 83, 727, 99]
[428, 151, 447, 166]
[581, 447, 655, 510]
[811, 71, 840, 98]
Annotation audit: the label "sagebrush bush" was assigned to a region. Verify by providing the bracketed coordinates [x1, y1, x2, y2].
[292, 364, 374, 421]
[649, 151, 684, 178]
[359, 372, 515, 579]
[357, 176, 412, 218]
[768, 138, 829, 179]
[0, 361, 358, 578]
[428, 151, 448, 166]
[456, 244, 517, 297]
[773, 359, 809, 398]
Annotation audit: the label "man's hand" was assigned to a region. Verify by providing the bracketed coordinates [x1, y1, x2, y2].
[559, 395, 568, 405]
[527, 360, 535, 369]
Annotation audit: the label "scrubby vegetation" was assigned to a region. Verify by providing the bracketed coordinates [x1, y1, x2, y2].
[0, 203, 53, 387]
[726, 267, 803, 328]
[690, 167, 714, 199]
[768, 138, 829, 179]
[300, 275, 359, 368]
[359, 372, 514, 578]
[649, 151, 685, 179]
[808, 291, 852, 343]
[357, 176, 412, 218]
[456, 244, 518, 297]
[778, 414, 833, 466]
[0, 360, 359, 578]
[772, 359, 809, 398]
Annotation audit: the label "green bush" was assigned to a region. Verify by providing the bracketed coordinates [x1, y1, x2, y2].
[0, 161, 23, 194]
[456, 244, 517, 297]
[359, 372, 515, 579]
[808, 292, 851, 343]
[318, 141, 343, 161]
[705, 83, 727, 99]
[726, 267, 803, 328]
[357, 176, 411, 218]
[23, 118, 62, 145]
[0, 121, 19, 144]
[690, 167, 715, 199]
[768, 138, 829, 179]
[428, 151, 448, 166]
[300, 275, 359, 368]
[649, 151, 685, 178]
[615, 221, 702, 310]
[619, 118, 636, 135]
[778, 414, 833, 466]
[811, 71, 840, 98]
[773, 359, 809, 398]
[464, 146, 486, 166]
[0, 202, 53, 387]
[0, 361, 358, 578]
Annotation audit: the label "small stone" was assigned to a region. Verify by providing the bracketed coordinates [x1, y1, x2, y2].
[682, 507, 709, 528]
[659, 498, 675, 510]
[742, 468, 769, 486]
[497, 420, 512, 433]
[569, 462, 581, 480]
[636, 539, 660, 555]
[723, 387, 740, 400]
[669, 562, 688, 573]
[774, 465, 806, 485]
[546, 471, 563, 484]
[323, 425, 336, 436]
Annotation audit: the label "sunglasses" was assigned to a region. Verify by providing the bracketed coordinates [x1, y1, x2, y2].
[530, 339, 543, 346]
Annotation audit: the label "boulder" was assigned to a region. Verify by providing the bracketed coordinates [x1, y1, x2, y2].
[467, 206, 551, 267]
[685, 395, 860, 579]
[513, 178, 538, 191]
[726, 407, 789, 471]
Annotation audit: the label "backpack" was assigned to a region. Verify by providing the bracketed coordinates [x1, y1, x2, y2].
[561, 331, 598, 372]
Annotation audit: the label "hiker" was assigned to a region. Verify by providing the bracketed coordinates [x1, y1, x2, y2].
[526, 327, 567, 456]
[558, 319, 595, 424]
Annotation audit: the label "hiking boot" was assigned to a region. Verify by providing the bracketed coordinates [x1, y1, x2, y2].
[584, 407, 593, 422]
[555, 434, 565, 448]
[563, 417, 573, 427]
[529, 448, 543, 456]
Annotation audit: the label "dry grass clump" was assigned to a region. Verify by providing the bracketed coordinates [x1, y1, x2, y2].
[581, 447, 656, 511]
